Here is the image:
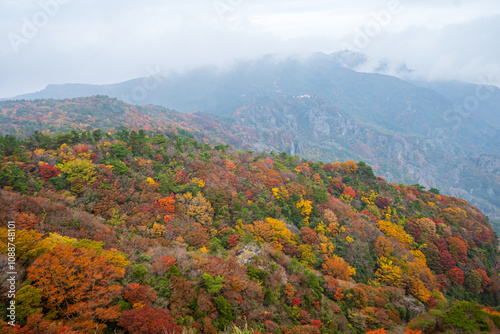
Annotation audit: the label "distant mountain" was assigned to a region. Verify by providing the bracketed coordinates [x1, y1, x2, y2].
[412, 80, 500, 131]
[3, 52, 500, 224]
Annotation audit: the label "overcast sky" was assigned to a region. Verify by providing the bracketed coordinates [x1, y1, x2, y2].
[1, 0, 500, 98]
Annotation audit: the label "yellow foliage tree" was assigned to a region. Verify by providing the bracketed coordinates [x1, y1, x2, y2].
[183, 192, 214, 226]
[247, 218, 296, 250]
[317, 234, 336, 258]
[406, 276, 431, 303]
[0, 228, 49, 263]
[414, 218, 436, 240]
[296, 198, 313, 225]
[312, 173, 323, 185]
[272, 186, 290, 201]
[377, 220, 413, 245]
[315, 221, 326, 235]
[151, 222, 165, 237]
[298, 244, 316, 267]
[57, 158, 97, 184]
[375, 257, 405, 288]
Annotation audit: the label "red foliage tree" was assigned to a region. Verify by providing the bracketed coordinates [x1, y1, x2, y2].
[124, 283, 158, 306]
[169, 276, 197, 319]
[439, 251, 456, 272]
[436, 274, 450, 290]
[374, 196, 390, 210]
[301, 227, 319, 245]
[153, 254, 176, 275]
[342, 186, 356, 198]
[283, 325, 320, 334]
[158, 193, 175, 224]
[448, 267, 465, 286]
[329, 177, 344, 193]
[73, 145, 89, 154]
[282, 244, 301, 258]
[311, 319, 321, 328]
[40, 164, 61, 181]
[14, 314, 81, 334]
[227, 235, 240, 249]
[433, 238, 448, 252]
[118, 306, 182, 334]
[477, 269, 491, 289]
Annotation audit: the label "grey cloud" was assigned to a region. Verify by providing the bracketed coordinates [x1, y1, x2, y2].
[0, 0, 499, 97]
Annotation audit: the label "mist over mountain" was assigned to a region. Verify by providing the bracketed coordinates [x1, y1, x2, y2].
[4, 52, 500, 224]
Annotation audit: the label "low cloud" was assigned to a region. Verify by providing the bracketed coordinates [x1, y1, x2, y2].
[1, 0, 499, 97]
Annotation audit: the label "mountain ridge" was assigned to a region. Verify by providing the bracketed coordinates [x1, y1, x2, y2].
[2, 52, 499, 225]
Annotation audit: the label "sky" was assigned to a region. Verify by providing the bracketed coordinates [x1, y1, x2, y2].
[1, 0, 500, 98]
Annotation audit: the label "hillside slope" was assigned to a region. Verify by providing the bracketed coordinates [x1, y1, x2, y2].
[6, 53, 500, 225]
[2, 95, 499, 229]
[0, 128, 499, 333]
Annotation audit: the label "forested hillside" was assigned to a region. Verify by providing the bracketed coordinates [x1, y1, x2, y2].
[2, 95, 499, 230]
[1, 127, 499, 334]
[0, 96, 244, 148]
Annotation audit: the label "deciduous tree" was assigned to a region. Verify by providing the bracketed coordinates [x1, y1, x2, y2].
[119, 305, 182, 334]
[321, 256, 356, 280]
[27, 244, 124, 333]
[124, 283, 157, 307]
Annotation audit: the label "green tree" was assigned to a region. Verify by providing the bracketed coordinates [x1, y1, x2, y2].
[0, 163, 28, 192]
[429, 187, 440, 194]
[202, 273, 225, 294]
[443, 301, 490, 333]
[0, 135, 23, 156]
[16, 285, 43, 325]
[214, 296, 235, 330]
[92, 129, 104, 142]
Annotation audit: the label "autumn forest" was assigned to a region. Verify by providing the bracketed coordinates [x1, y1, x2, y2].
[0, 97, 500, 334]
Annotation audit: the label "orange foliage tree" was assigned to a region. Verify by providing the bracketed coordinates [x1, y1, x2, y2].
[153, 254, 176, 275]
[10, 313, 82, 333]
[27, 244, 125, 333]
[339, 161, 358, 175]
[158, 193, 175, 223]
[374, 236, 393, 258]
[321, 256, 356, 280]
[15, 212, 39, 230]
[446, 237, 468, 264]
[246, 218, 295, 251]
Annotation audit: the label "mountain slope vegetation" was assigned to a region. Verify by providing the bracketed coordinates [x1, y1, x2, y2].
[0, 126, 499, 334]
[1, 94, 499, 231]
[5, 53, 500, 224]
